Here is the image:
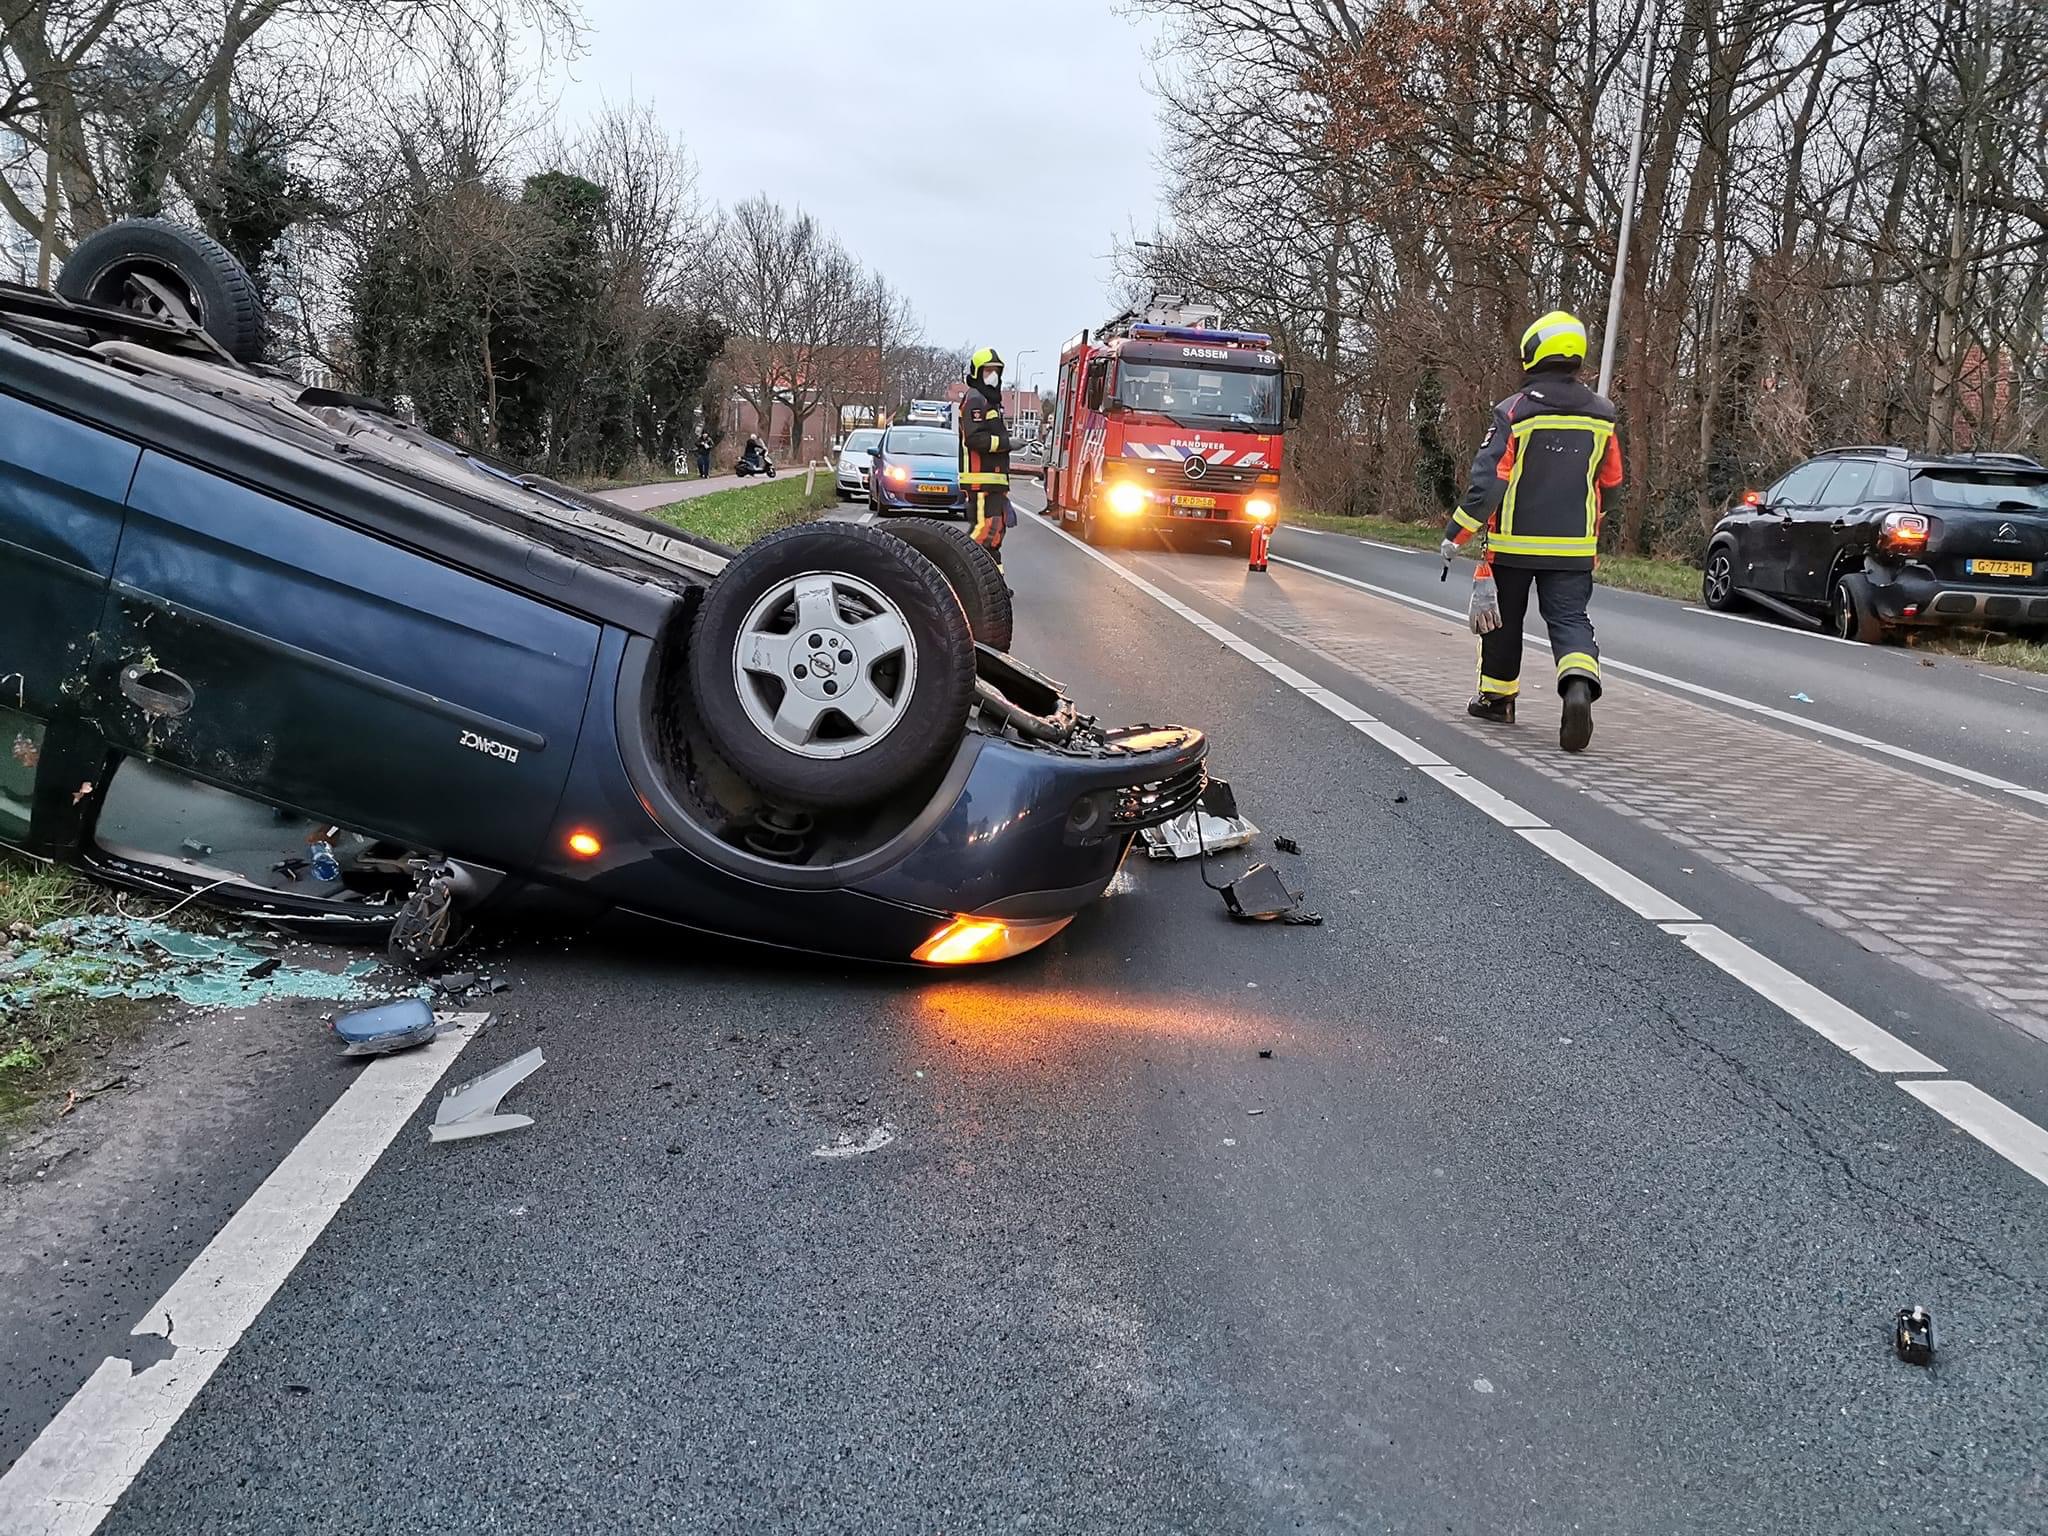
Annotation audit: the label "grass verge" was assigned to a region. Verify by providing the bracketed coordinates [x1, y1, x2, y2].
[653, 472, 838, 548]
[0, 852, 138, 1124]
[1285, 509, 2048, 673]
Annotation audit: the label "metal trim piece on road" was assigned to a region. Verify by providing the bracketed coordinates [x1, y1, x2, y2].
[1266, 552, 2048, 813]
[0, 1020, 483, 1535]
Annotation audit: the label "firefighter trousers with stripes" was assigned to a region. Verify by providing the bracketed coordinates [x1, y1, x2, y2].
[1477, 565, 1601, 700]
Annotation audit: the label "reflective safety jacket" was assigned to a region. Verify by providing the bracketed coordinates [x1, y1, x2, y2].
[1445, 368, 1622, 570]
[959, 377, 1010, 494]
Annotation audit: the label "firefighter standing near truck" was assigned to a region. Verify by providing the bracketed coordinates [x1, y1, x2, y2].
[960, 346, 1014, 564]
[1440, 310, 1622, 754]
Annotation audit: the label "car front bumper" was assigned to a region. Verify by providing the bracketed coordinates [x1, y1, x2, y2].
[876, 485, 967, 515]
[1865, 563, 2048, 631]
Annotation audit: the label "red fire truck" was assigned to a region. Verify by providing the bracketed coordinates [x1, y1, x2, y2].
[1043, 301, 1301, 554]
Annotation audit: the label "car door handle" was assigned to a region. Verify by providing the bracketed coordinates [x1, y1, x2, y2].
[119, 663, 195, 719]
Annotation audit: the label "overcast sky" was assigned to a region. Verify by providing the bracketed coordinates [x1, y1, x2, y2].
[554, 2, 1165, 399]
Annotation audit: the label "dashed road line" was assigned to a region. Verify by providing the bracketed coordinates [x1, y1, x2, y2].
[1030, 517, 2047, 1190]
[0, 1019, 482, 1534]
[1899, 1080, 2048, 1186]
[1683, 606, 1868, 648]
[1267, 552, 2048, 812]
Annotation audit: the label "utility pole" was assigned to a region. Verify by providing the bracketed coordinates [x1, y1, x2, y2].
[1597, 1, 1659, 397]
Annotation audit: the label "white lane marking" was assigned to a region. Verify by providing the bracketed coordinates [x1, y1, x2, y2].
[1899, 1080, 2048, 1188]
[1418, 765, 1549, 830]
[1268, 553, 2048, 811]
[1661, 924, 1942, 1074]
[0, 1022, 480, 1534]
[1683, 607, 1868, 648]
[1027, 518, 2034, 1136]
[1286, 525, 1329, 537]
[1520, 828, 1698, 921]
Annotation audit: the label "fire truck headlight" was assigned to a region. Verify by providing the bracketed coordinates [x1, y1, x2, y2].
[1108, 483, 1146, 516]
[1246, 497, 1276, 520]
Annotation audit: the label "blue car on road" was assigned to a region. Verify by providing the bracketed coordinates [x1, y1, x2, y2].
[0, 220, 1207, 967]
[869, 425, 967, 518]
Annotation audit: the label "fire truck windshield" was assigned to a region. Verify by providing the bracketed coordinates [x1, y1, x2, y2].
[1115, 364, 1281, 429]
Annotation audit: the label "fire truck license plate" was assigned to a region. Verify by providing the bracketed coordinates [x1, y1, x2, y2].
[1171, 495, 1216, 512]
[1968, 558, 2033, 577]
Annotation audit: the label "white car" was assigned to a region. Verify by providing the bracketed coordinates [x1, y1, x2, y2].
[835, 428, 885, 500]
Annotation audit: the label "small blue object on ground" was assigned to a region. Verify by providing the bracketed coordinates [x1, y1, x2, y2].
[334, 998, 441, 1057]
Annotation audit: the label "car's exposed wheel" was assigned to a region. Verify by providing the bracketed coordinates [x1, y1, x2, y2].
[1829, 571, 1887, 644]
[875, 518, 1014, 651]
[57, 217, 265, 361]
[1701, 541, 1743, 611]
[687, 523, 975, 809]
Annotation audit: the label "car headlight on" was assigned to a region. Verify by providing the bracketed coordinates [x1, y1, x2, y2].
[1246, 497, 1276, 520]
[1108, 482, 1145, 516]
[886, 464, 910, 484]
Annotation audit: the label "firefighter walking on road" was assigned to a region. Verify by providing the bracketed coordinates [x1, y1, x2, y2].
[960, 346, 1015, 565]
[1440, 310, 1622, 754]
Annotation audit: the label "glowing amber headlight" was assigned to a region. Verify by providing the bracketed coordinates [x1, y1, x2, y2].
[1246, 497, 1276, 520]
[1108, 482, 1146, 516]
[912, 914, 1073, 965]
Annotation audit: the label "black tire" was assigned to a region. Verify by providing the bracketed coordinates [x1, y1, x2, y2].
[1701, 540, 1744, 611]
[1828, 571, 1886, 644]
[57, 217, 265, 362]
[687, 522, 975, 809]
[875, 518, 1014, 651]
[1080, 506, 1104, 546]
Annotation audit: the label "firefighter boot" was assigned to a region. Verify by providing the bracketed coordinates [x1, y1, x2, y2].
[1466, 694, 1516, 725]
[1560, 677, 1595, 754]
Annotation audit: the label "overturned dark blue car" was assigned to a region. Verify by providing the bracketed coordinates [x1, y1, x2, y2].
[0, 222, 1205, 966]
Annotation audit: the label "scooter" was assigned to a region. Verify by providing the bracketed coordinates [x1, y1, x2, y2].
[734, 448, 777, 478]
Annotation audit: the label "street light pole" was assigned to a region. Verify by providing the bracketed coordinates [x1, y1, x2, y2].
[1597, 1, 1659, 397]
[1010, 348, 1036, 430]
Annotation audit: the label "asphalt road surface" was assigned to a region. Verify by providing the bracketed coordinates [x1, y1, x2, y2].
[5, 490, 2047, 1534]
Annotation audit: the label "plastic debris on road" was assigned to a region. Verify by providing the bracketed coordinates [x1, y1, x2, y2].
[334, 998, 443, 1057]
[1789, 692, 1814, 703]
[1144, 808, 1257, 860]
[1894, 1306, 1935, 1365]
[430, 1047, 543, 1142]
[1220, 862, 1324, 926]
[812, 1125, 897, 1159]
[0, 914, 383, 1014]
[1273, 835, 1301, 855]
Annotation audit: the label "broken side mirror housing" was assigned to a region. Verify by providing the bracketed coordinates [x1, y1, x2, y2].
[1287, 372, 1306, 424]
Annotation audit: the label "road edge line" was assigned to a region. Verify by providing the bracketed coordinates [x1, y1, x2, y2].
[0, 1020, 481, 1534]
[1267, 552, 2048, 812]
[1026, 518, 2048, 1193]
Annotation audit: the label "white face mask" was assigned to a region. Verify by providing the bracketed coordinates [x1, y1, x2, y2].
[981, 369, 1000, 387]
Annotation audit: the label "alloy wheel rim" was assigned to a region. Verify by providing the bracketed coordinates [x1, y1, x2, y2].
[732, 570, 918, 759]
[1706, 554, 1731, 604]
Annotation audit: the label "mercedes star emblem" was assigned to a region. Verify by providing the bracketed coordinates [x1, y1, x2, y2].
[1183, 454, 1208, 479]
